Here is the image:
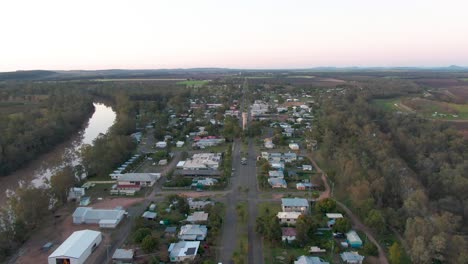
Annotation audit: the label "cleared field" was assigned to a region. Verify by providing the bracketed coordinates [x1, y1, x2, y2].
[176, 80, 210, 86]
[371, 98, 406, 112]
[372, 97, 468, 120]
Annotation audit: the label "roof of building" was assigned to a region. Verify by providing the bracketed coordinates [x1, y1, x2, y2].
[269, 171, 284, 177]
[73, 207, 125, 222]
[326, 213, 344, 219]
[142, 211, 157, 219]
[118, 173, 160, 182]
[277, 212, 302, 219]
[187, 211, 209, 222]
[281, 198, 309, 207]
[49, 230, 101, 259]
[268, 178, 287, 187]
[112, 249, 134, 260]
[294, 256, 330, 264]
[168, 241, 200, 258]
[346, 230, 362, 244]
[179, 224, 208, 238]
[340, 252, 365, 262]
[165, 226, 177, 233]
[282, 227, 297, 237]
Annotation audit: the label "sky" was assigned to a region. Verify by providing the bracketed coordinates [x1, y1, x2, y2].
[0, 0, 467, 71]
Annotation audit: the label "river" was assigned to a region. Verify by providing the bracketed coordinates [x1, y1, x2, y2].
[0, 103, 116, 206]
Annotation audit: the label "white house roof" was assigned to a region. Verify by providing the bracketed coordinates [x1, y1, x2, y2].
[186, 211, 208, 222]
[277, 212, 302, 219]
[346, 230, 362, 244]
[117, 173, 160, 182]
[49, 230, 101, 259]
[169, 241, 200, 258]
[340, 252, 365, 262]
[326, 213, 344, 219]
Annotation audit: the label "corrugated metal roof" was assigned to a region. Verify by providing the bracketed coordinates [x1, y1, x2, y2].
[49, 230, 101, 259]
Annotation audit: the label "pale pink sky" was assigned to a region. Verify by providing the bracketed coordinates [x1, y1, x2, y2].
[0, 0, 467, 71]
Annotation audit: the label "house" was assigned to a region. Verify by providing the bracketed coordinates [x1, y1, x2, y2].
[346, 230, 363, 248]
[142, 211, 157, 220]
[164, 226, 178, 237]
[271, 162, 285, 170]
[194, 177, 218, 186]
[251, 100, 269, 116]
[183, 153, 222, 170]
[264, 138, 275, 149]
[281, 227, 297, 243]
[72, 207, 125, 228]
[188, 198, 213, 210]
[68, 187, 85, 201]
[289, 143, 300, 150]
[269, 170, 284, 178]
[309, 246, 326, 254]
[283, 152, 297, 162]
[268, 178, 287, 188]
[156, 141, 167, 148]
[176, 161, 186, 169]
[80, 196, 91, 206]
[302, 165, 313, 171]
[178, 224, 208, 241]
[277, 212, 302, 225]
[112, 249, 134, 264]
[194, 138, 225, 148]
[168, 241, 200, 262]
[176, 141, 185, 148]
[48, 230, 102, 264]
[281, 198, 310, 213]
[296, 182, 313, 190]
[294, 256, 329, 264]
[117, 173, 160, 187]
[326, 213, 343, 228]
[186, 211, 208, 223]
[340, 252, 365, 264]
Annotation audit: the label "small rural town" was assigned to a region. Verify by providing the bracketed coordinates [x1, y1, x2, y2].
[1, 1, 467, 264]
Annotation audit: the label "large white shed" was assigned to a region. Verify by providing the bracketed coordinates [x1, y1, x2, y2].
[48, 229, 102, 264]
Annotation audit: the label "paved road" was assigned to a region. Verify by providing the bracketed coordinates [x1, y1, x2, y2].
[219, 140, 241, 264]
[245, 138, 263, 264]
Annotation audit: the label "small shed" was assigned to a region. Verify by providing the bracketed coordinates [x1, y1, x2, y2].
[142, 211, 157, 220]
[346, 230, 363, 248]
[112, 249, 134, 264]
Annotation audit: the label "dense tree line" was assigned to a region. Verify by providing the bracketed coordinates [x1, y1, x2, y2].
[310, 80, 467, 263]
[0, 86, 94, 176]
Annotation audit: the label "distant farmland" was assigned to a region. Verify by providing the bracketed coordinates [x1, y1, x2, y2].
[176, 80, 210, 86]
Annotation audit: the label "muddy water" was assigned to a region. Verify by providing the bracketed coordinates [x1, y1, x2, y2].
[0, 103, 116, 206]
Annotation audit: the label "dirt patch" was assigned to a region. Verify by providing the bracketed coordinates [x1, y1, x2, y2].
[13, 198, 142, 264]
[271, 193, 284, 200]
[91, 197, 144, 209]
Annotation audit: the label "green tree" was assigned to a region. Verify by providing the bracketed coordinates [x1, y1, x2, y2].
[389, 242, 403, 264]
[141, 235, 159, 253]
[365, 209, 386, 234]
[315, 198, 336, 213]
[295, 214, 318, 246]
[359, 242, 378, 256]
[133, 228, 152, 243]
[332, 218, 351, 233]
[50, 166, 76, 205]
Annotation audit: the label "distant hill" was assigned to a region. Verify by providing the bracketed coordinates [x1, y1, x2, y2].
[0, 67, 467, 81]
[0, 70, 58, 80]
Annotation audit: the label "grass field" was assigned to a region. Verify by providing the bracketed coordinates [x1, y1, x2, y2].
[176, 80, 210, 86]
[372, 97, 468, 120]
[371, 98, 404, 111]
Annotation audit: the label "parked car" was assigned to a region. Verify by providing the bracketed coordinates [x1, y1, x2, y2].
[333, 232, 346, 238]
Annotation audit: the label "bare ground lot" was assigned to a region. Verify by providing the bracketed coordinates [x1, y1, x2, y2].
[14, 198, 143, 264]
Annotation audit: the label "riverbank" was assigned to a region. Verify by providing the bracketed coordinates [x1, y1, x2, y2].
[0, 103, 116, 206]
